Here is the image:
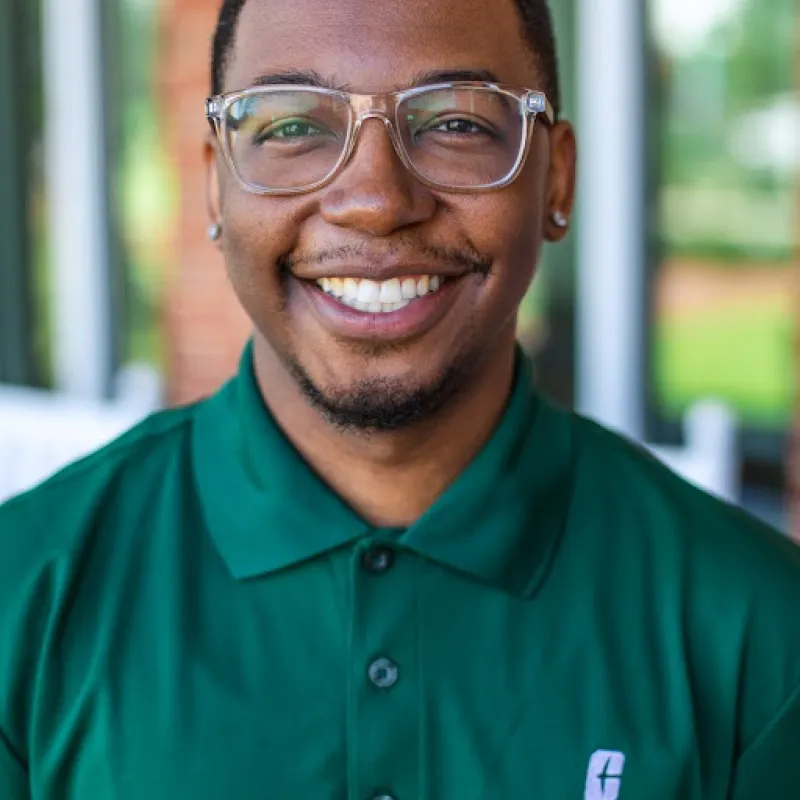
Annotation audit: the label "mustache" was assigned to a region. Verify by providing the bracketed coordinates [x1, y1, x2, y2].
[277, 240, 493, 278]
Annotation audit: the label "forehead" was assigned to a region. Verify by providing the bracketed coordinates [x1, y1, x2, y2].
[226, 0, 538, 93]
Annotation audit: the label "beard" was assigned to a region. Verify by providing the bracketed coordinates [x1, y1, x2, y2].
[282, 341, 476, 433]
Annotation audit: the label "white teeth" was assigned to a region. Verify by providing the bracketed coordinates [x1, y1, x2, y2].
[379, 278, 403, 303]
[401, 278, 418, 299]
[357, 280, 381, 303]
[343, 278, 359, 300]
[316, 274, 447, 313]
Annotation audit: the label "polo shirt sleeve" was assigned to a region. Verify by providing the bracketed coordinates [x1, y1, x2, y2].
[0, 728, 29, 799]
[728, 679, 800, 798]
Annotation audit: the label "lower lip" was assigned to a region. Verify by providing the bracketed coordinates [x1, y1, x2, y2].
[297, 278, 464, 341]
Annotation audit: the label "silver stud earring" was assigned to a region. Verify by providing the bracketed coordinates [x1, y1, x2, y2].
[550, 211, 569, 229]
[208, 223, 222, 242]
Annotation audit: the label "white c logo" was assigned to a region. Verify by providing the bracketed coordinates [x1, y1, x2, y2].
[585, 750, 626, 800]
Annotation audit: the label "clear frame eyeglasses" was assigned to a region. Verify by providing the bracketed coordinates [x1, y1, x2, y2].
[205, 81, 555, 196]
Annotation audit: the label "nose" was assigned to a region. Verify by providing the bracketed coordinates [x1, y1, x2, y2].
[318, 117, 436, 237]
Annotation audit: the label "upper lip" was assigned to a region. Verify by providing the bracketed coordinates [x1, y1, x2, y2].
[293, 260, 469, 283]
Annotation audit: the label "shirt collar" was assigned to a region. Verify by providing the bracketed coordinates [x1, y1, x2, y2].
[194, 342, 574, 597]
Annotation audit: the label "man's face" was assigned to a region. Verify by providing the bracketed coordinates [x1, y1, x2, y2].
[207, 0, 575, 430]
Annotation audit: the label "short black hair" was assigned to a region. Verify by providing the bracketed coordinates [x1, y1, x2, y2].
[210, 0, 561, 117]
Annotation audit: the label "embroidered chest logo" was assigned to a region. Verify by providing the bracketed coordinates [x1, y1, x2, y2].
[585, 750, 626, 800]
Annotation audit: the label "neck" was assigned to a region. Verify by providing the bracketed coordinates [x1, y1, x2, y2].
[252, 337, 518, 528]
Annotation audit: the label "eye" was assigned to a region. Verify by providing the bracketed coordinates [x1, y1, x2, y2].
[412, 115, 499, 142]
[428, 118, 487, 135]
[254, 118, 329, 143]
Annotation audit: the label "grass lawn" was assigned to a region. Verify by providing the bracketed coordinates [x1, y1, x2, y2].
[653, 303, 795, 428]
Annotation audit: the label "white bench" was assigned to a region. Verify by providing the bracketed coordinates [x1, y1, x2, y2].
[0, 366, 161, 504]
[648, 401, 739, 504]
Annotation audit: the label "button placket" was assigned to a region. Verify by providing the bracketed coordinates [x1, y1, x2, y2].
[348, 541, 420, 800]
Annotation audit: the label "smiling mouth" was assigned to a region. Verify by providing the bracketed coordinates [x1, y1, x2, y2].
[313, 275, 450, 314]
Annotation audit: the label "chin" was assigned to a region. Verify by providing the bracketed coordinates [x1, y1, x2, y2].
[286, 348, 471, 432]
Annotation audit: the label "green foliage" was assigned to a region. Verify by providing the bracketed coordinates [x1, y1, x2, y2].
[658, 0, 797, 261]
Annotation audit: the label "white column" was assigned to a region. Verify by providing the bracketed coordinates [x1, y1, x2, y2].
[42, 0, 111, 399]
[575, 0, 646, 439]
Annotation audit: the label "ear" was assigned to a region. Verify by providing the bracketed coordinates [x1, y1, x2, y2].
[204, 133, 223, 247]
[543, 120, 577, 243]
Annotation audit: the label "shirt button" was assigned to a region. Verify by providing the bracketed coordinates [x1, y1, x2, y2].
[362, 546, 395, 574]
[372, 795, 397, 800]
[368, 657, 399, 689]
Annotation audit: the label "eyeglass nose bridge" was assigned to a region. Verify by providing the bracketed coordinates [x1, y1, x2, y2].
[349, 90, 396, 119]
[341, 106, 411, 175]
[354, 110, 395, 128]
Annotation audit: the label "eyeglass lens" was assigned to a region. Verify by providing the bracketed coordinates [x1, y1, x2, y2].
[224, 86, 527, 191]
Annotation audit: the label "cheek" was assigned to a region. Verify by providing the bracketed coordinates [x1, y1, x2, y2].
[220, 192, 308, 309]
[491, 164, 547, 292]
[458, 187, 544, 300]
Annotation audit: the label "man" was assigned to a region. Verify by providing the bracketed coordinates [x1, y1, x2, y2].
[2, 0, 800, 797]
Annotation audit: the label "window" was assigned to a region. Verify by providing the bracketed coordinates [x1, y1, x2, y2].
[647, 0, 798, 522]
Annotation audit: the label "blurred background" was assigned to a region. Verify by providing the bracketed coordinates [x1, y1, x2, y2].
[0, 0, 797, 532]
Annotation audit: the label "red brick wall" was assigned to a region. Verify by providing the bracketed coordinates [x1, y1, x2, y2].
[159, 0, 250, 406]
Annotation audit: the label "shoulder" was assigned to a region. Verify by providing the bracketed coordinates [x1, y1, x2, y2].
[0, 401, 200, 613]
[564, 406, 800, 748]
[567, 408, 799, 578]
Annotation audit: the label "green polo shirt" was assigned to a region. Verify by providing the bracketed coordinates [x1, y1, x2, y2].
[2, 343, 800, 800]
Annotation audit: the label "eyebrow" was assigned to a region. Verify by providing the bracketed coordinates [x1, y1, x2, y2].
[251, 70, 340, 90]
[248, 67, 502, 93]
[407, 69, 501, 88]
